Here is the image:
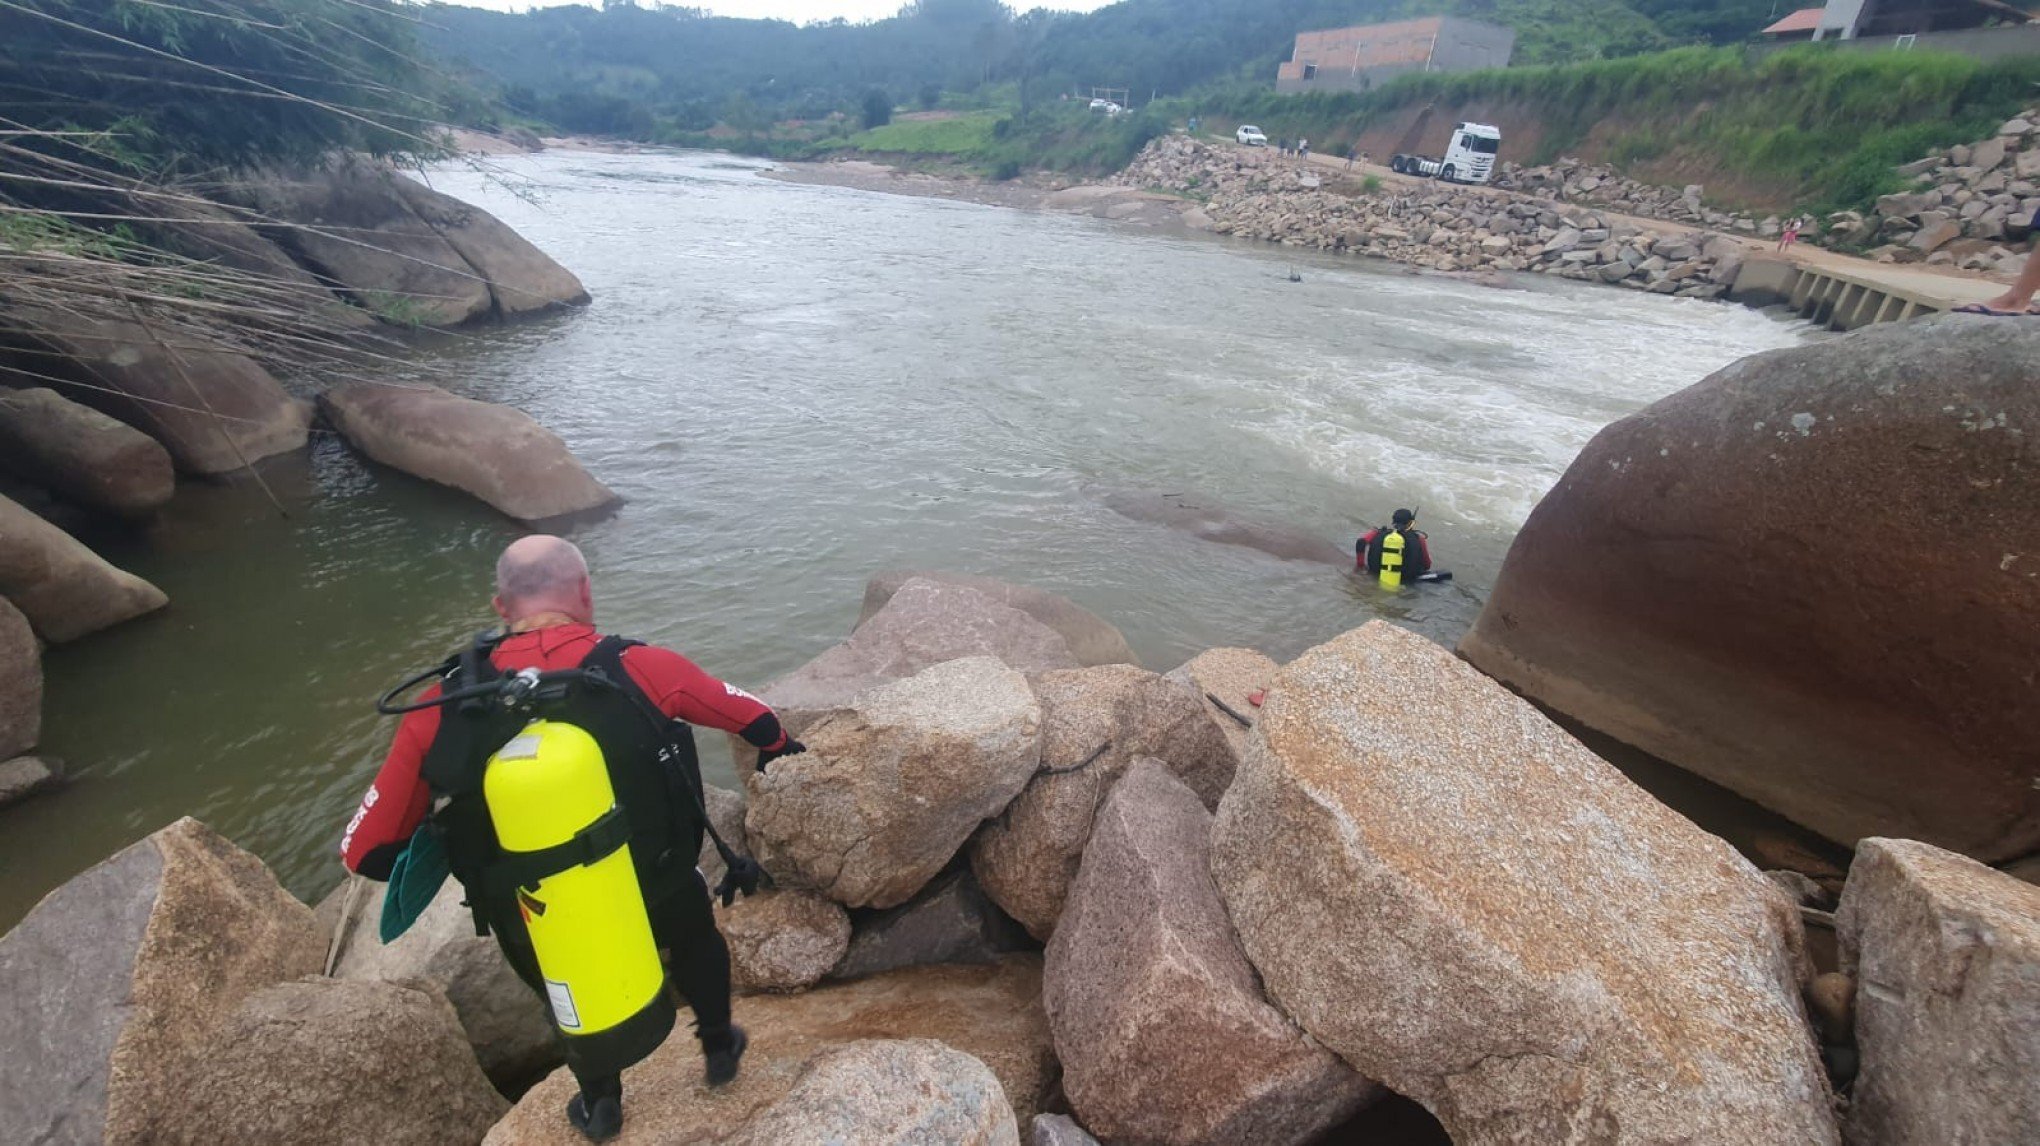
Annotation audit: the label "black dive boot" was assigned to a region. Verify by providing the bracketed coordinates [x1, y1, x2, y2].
[703, 1024, 748, 1087]
[566, 1091, 623, 1142]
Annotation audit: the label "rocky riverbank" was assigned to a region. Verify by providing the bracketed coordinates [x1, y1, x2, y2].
[4, 538, 2036, 1143]
[778, 142, 1751, 299]
[1829, 106, 2040, 274]
[1503, 106, 2040, 280]
[1491, 156, 1770, 236]
[0, 150, 614, 813]
[1113, 137, 1749, 299]
[4, 152, 2036, 1146]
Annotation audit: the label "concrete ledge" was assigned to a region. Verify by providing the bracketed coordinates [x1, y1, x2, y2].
[1729, 255, 2002, 330]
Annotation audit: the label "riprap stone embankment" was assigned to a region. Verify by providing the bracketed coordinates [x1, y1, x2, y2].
[1116, 136, 1749, 299]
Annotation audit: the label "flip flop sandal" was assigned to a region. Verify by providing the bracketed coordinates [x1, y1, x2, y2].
[1953, 302, 2029, 316]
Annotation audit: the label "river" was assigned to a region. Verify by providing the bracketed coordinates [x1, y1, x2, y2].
[0, 149, 1809, 930]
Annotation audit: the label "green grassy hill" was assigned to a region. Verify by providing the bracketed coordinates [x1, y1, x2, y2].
[421, 0, 1786, 138]
[1188, 46, 2040, 214]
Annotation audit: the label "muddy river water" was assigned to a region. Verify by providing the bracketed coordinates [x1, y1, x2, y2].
[0, 149, 1809, 928]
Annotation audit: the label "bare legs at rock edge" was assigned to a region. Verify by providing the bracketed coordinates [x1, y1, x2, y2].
[1981, 249, 2040, 313]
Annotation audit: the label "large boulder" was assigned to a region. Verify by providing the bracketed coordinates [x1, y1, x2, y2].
[0, 304, 309, 474]
[0, 494, 167, 641]
[485, 957, 1054, 1144]
[0, 596, 38, 758]
[161, 191, 340, 283]
[1837, 837, 2040, 1145]
[218, 159, 494, 327]
[719, 888, 852, 993]
[830, 865, 1033, 982]
[101, 190, 371, 329]
[1460, 318, 2040, 862]
[859, 572, 1139, 668]
[971, 664, 1233, 938]
[326, 877, 560, 1088]
[318, 383, 618, 522]
[215, 159, 586, 326]
[0, 755, 58, 807]
[723, 1040, 1019, 1146]
[0, 388, 174, 516]
[1211, 622, 1837, 1146]
[746, 656, 1042, 909]
[176, 976, 508, 1145]
[1047, 760, 1377, 1145]
[0, 817, 326, 1145]
[387, 175, 590, 317]
[1162, 647, 1279, 767]
[757, 579, 1078, 735]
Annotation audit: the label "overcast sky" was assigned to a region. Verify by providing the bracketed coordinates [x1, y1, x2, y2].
[445, 0, 1118, 20]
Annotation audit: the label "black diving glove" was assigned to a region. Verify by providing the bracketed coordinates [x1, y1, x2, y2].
[754, 737, 806, 772]
[714, 855, 765, 908]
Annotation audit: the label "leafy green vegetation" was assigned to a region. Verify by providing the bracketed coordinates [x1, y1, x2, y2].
[421, 0, 1787, 145]
[359, 289, 435, 329]
[401, 0, 1909, 193]
[1186, 46, 2040, 213]
[862, 90, 898, 130]
[655, 103, 1169, 179]
[0, 0, 452, 383]
[2, 0, 446, 172]
[0, 211, 140, 260]
[851, 114, 1004, 156]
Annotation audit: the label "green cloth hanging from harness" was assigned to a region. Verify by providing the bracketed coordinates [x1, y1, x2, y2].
[379, 822, 452, 943]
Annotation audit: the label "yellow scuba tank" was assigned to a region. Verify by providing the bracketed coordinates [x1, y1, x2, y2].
[1379, 528, 1406, 589]
[484, 719, 675, 1074]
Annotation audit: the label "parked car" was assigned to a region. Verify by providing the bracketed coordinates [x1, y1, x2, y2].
[1236, 125, 1268, 147]
[1089, 98, 1123, 115]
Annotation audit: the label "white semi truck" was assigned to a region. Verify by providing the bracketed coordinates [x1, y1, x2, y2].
[1390, 122, 1502, 185]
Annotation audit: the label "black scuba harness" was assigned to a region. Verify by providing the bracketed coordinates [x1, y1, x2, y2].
[376, 633, 764, 913]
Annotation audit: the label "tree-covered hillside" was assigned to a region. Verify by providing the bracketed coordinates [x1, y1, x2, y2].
[2, 0, 445, 170]
[1, 0, 450, 404]
[420, 0, 1786, 137]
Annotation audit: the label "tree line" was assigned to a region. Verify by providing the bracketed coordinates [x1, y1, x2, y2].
[419, 0, 1786, 140]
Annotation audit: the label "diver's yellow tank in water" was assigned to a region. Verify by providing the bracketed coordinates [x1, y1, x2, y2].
[485, 720, 674, 1072]
[1379, 529, 1406, 589]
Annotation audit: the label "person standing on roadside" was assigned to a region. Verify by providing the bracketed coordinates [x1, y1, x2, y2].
[341, 535, 806, 1143]
[1777, 215, 1803, 253]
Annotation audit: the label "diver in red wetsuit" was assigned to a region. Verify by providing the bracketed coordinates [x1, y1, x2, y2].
[341, 535, 802, 1142]
[1357, 508, 1433, 579]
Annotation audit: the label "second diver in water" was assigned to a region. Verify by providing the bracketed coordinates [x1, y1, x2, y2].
[1357, 508, 1447, 587]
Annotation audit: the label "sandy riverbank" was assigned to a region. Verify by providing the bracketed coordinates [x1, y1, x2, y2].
[767, 158, 1209, 229]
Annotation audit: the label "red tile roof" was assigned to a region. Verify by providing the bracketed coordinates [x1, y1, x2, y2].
[1762, 7, 1827, 35]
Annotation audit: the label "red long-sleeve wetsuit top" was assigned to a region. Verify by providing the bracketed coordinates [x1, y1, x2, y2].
[1356, 527, 1433, 576]
[341, 622, 786, 879]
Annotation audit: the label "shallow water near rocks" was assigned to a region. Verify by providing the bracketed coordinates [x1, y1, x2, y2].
[0, 150, 1807, 931]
